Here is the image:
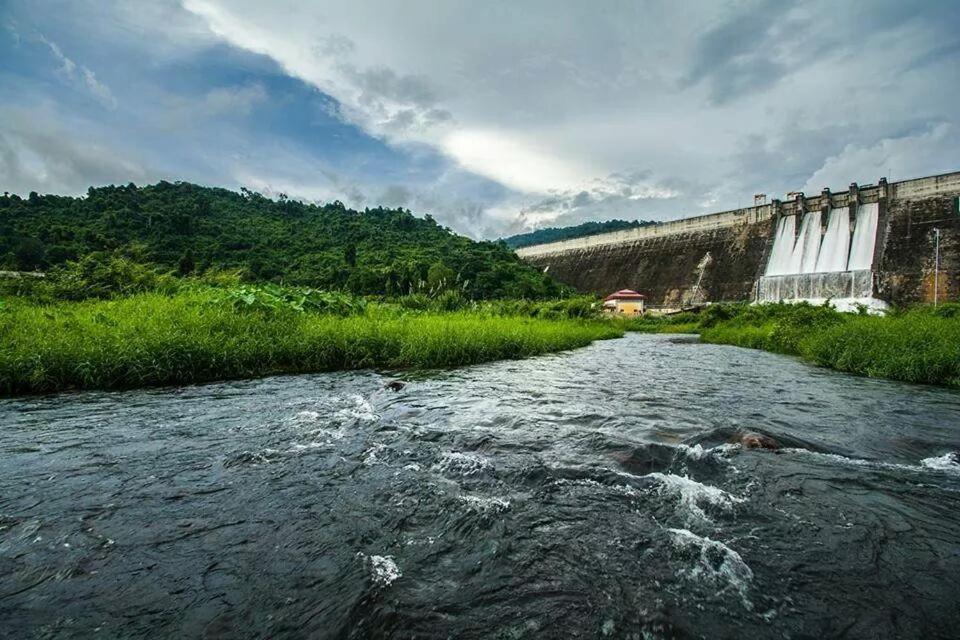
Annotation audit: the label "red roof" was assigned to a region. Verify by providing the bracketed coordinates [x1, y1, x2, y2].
[604, 289, 645, 301]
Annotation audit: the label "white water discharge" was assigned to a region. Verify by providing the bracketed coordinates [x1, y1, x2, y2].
[789, 211, 823, 274]
[847, 202, 879, 270]
[756, 270, 887, 312]
[764, 215, 796, 276]
[814, 207, 850, 273]
[760, 204, 884, 310]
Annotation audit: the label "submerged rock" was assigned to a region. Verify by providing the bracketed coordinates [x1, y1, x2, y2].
[385, 380, 406, 392]
[738, 432, 780, 452]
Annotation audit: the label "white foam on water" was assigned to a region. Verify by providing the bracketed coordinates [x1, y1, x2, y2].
[459, 494, 511, 513]
[290, 404, 352, 445]
[435, 451, 493, 476]
[647, 473, 744, 524]
[784, 448, 960, 477]
[920, 452, 960, 474]
[667, 528, 754, 610]
[337, 394, 377, 422]
[358, 553, 402, 587]
[677, 443, 738, 463]
[288, 441, 328, 453]
[678, 443, 710, 460]
[362, 443, 387, 466]
[550, 477, 640, 497]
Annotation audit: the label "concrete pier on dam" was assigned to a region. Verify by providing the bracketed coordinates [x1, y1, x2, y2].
[516, 171, 960, 309]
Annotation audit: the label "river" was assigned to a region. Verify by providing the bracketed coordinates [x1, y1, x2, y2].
[2, 333, 959, 639]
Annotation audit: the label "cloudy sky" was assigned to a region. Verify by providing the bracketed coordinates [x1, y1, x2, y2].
[2, 1, 958, 238]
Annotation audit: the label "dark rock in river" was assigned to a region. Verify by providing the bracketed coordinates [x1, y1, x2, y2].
[738, 432, 780, 451]
[385, 380, 407, 392]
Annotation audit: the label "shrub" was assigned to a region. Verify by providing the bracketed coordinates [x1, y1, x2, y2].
[221, 284, 365, 315]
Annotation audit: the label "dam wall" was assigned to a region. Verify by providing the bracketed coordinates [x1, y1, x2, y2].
[876, 173, 960, 304]
[517, 171, 960, 308]
[517, 205, 774, 307]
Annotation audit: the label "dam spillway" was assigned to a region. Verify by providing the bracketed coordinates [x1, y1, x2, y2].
[516, 171, 960, 309]
[848, 203, 879, 271]
[756, 203, 876, 310]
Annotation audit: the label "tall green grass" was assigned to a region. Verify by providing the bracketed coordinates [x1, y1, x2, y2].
[610, 312, 702, 334]
[0, 291, 622, 395]
[698, 303, 960, 388]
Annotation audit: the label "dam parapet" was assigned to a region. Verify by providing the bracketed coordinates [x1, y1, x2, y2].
[515, 203, 775, 258]
[517, 171, 960, 309]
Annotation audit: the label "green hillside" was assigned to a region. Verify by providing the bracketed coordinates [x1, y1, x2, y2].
[0, 182, 563, 299]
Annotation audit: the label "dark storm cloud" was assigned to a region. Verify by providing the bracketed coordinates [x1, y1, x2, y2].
[683, 0, 807, 104]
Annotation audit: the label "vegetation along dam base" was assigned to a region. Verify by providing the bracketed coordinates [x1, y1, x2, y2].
[517, 171, 960, 310]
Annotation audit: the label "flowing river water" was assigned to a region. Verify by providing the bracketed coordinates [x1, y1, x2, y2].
[2, 333, 959, 639]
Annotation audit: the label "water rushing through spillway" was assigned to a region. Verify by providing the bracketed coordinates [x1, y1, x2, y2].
[761, 203, 882, 309]
[764, 214, 795, 276]
[764, 204, 879, 277]
[792, 209, 822, 274]
[813, 207, 850, 273]
[848, 202, 880, 271]
[2, 334, 960, 638]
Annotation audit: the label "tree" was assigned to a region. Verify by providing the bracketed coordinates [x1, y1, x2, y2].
[2, 181, 568, 299]
[178, 249, 196, 276]
[427, 261, 455, 292]
[14, 237, 46, 270]
[344, 244, 357, 267]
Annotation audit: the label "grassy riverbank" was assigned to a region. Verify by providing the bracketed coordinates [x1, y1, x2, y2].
[0, 289, 621, 395]
[637, 303, 960, 388]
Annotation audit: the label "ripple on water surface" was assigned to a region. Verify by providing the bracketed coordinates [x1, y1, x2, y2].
[1, 334, 960, 638]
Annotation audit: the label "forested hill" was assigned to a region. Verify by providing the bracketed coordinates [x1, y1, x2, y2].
[501, 219, 658, 248]
[0, 182, 564, 298]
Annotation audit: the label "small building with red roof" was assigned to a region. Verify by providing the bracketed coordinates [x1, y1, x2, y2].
[602, 289, 646, 315]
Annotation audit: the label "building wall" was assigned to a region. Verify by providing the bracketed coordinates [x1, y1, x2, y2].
[519, 171, 960, 308]
[613, 301, 644, 315]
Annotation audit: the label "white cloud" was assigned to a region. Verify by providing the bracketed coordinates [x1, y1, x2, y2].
[177, 0, 960, 236]
[161, 83, 267, 129]
[4, 0, 958, 239]
[804, 123, 959, 192]
[443, 129, 586, 193]
[0, 105, 146, 194]
[40, 35, 117, 110]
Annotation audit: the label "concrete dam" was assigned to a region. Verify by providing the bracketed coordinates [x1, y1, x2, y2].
[516, 171, 960, 309]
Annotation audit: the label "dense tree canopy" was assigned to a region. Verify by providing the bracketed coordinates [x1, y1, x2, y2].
[501, 218, 658, 249]
[0, 182, 565, 299]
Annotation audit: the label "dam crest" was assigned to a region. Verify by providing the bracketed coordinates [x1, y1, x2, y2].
[516, 171, 960, 309]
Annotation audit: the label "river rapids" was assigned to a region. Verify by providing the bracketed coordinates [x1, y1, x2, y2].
[2, 334, 959, 638]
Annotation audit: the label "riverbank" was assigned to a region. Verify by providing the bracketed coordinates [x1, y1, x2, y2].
[629, 303, 960, 389]
[0, 290, 622, 395]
